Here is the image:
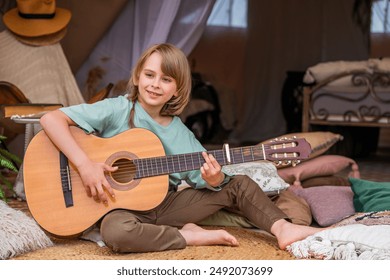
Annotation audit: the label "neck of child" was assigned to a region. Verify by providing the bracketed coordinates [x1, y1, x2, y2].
[140, 102, 173, 126]
[139, 100, 161, 118]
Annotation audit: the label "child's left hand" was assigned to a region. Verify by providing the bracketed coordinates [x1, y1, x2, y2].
[200, 152, 225, 187]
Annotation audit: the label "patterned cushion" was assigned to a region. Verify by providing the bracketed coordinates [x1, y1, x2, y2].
[223, 161, 289, 193]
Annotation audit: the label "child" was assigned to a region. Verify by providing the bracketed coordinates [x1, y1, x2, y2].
[40, 43, 323, 253]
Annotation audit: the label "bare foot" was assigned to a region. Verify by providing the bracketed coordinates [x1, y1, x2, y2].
[271, 219, 326, 250]
[179, 223, 239, 247]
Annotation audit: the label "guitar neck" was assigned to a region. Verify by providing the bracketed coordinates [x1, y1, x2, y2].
[133, 145, 264, 179]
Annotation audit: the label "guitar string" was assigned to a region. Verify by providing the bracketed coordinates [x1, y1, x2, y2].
[60, 144, 300, 183]
[61, 146, 263, 182]
[105, 146, 267, 178]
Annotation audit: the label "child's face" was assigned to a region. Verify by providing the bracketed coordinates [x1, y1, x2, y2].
[136, 52, 178, 112]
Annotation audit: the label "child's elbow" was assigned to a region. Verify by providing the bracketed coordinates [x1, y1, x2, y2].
[40, 111, 50, 128]
[40, 110, 58, 129]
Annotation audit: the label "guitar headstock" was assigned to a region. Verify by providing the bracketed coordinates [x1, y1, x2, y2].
[262, 137, 311, 166]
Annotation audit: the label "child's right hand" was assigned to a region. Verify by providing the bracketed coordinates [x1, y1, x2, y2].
[77, 160, 118, 205]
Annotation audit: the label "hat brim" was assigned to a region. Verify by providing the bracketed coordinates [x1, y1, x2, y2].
[3, 7, 71, 37]
[9, 27, 68, 46]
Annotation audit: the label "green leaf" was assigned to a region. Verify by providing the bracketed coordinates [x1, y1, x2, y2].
[0, 188, 5, 201]
[0, 173, 14, 202]
[0, 148, 22, 166]
[0, 155, 18, 172]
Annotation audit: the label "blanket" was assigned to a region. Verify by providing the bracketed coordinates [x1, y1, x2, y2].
[0, 200, 53, 259]
[287, 211, 390, 260]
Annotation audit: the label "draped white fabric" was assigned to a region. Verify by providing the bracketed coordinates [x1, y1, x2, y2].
[75, 0, 215, 93]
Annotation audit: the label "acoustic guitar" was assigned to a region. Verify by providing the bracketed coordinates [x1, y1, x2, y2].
[23, 126, 311, 237]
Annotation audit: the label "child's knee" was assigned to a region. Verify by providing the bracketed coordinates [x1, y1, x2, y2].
[100, 211, 140, 253]
[273, 190, 312, 226]
[230, 174, 261, 191]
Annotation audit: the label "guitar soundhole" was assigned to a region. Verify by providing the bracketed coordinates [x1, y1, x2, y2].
[111, 158, 136, 184]
[105, 151, 140, 191]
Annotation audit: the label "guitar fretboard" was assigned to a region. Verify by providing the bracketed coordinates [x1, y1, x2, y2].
[133, 146, 264, 179]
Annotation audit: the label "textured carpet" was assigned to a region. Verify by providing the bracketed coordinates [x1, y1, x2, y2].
[9, 227, 294, 260]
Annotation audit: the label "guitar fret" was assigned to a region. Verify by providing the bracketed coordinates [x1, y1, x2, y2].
[141, 159, 145, 176]
[178, 155, 181, 171]
[184, 154, 188, 171]
[153, 157, 157, 176]
[159, 157, 163, 174]
[231, 148, 237, 164]
[156, 157, 160, 176]
[216, 150, 224, 166]
[153, 157, 158, 176]
[163, 157, 168, 174]
[146, 158, 153, 177]
[140, 159, 145, 177]
[190, 153, 195, 170]
[165, 157, 170, 174]
[145, 158, 149, 176]
[144, 158, 149, 177]
[169, 155, 174, 173]
[149, 158, 153, 176]
[222, 149, 227, 165]
[147, 158, 152, 177]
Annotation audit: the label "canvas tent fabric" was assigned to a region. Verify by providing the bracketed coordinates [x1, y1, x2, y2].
[0, 30, 85, 106]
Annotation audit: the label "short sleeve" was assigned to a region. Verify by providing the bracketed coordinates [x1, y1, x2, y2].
[60, 96, 131, 137]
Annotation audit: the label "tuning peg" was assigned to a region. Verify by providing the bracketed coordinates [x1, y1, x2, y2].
[291, 160, 301, 167]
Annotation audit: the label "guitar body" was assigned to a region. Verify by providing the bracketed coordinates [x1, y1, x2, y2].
[23, 126, 168, 237]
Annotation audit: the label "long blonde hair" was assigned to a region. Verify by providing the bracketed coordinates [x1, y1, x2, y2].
[127, 43, 192, 116]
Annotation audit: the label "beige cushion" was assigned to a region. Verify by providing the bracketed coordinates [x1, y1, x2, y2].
[303, 60, 374, 86]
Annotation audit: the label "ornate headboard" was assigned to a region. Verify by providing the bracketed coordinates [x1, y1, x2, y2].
[302, 69, 390, 132]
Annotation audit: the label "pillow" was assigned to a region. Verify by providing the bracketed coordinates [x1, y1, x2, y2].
[0, 200, 53, 259]
[289, 186, 355, 227]
[349, 177, 390, 212]
[277, 155, 360, 187]
[303, 60, 373, 85]
[222, 161, 289, 193]
[288, 224, 390, 260]
[301, 175, 351, 188]
[369, 57, 390, 72]
[261, 131, 343, 168]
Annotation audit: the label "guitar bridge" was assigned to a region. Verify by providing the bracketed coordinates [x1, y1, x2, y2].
[60, 151, 74, 207]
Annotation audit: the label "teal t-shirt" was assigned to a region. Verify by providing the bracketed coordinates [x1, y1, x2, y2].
[60, 95, 213, 189]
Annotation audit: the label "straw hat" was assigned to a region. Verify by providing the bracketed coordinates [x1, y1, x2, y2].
[3, 0, 71, 46]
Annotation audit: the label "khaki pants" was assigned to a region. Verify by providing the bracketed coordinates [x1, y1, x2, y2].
[100, 175, 287, 253]
[272, 190, 312, 226]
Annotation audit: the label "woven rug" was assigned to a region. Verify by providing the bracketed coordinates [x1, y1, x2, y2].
[6, 198, 293, 260]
